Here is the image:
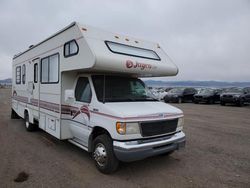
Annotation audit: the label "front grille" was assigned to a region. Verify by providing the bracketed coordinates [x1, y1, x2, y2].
[140, 119, 178, 137]
[195, 96, 202, 99]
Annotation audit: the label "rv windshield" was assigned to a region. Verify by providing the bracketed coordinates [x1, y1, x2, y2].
[92, 75, 157, 102]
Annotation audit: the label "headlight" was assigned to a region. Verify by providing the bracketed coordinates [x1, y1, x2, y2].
[116, 122, 140, 135]
[177, 117, 184, 130]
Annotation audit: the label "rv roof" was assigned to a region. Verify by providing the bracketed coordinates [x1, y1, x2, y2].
[13, 22, 77, 59]
[13, 22, 179, 77]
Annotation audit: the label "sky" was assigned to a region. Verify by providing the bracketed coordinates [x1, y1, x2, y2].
[0, 0, 249, 81]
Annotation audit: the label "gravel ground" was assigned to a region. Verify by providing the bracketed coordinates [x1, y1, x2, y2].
[0, 88, 249, 188]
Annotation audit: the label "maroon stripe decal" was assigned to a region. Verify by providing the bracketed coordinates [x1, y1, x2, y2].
[13, 96, 183, 120]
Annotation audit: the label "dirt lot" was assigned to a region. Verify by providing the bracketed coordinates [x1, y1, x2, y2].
[0, 88, 249, 188]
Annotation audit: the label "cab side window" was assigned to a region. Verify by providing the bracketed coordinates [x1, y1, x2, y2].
[75, 77, 92, 103]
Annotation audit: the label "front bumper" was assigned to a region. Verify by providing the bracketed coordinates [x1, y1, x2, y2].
[113, 131, 185, 162]
[221, 98, 239, 103]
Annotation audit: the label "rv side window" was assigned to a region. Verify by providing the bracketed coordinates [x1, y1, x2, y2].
[22, 64, 26, 84]
[75, 77, 92, 103]
[41, 53, 59, 84]
[64, 40, 78, 57]
[34, 63, 38, 83]
[16, 66, 21, 84]
[105, 41, 160, 61]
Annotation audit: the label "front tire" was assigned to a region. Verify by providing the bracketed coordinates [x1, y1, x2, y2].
[93, 134, 119, 174]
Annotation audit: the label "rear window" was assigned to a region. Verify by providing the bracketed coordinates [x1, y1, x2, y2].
[105, 41, 160, 61]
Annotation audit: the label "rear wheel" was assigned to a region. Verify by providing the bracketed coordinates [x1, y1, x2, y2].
[93, 134, 119, 174]
[237, 100, 244, 107]
[220, 101, 225, 106]
[208, 98, 214, 104]
[178, 98, 182, 103]
[24, 112, 36, 132]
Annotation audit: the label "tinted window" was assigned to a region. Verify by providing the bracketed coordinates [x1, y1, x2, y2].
[16, 66, 21, 84]
[75, 77, 92, 103]
[41, 58, 49, 83]
[41, 53, 59, 84]
[92, 75, 156, 102]
[22, 64, 26, 84]
[34, 63, 38, 83]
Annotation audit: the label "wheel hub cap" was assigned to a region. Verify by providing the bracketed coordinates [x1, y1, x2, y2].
[94, 143, 107, 167]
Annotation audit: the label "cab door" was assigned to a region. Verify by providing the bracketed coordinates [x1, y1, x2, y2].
[69, 77, 92, 146]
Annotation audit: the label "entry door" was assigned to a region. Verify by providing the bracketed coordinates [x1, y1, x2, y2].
[70, 77, 92, 146]
[30, 58, 40, 119]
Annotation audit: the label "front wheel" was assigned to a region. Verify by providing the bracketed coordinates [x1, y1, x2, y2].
[93, 134, 119, 174]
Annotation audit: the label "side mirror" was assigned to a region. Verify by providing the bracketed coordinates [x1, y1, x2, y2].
[65, 90, 75, 103]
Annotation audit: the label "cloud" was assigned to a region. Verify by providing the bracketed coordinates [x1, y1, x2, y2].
[0, 0, 249, 81]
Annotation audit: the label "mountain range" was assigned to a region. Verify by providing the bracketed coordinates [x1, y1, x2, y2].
[144, 80, 250, 88]
[0, 78, 12, 84]
[1, 78, 249, 88]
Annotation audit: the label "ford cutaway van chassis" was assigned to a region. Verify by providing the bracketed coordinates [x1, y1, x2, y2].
[11, 22, 185, 173]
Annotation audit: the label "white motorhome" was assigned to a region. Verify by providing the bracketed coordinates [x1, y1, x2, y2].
[11, 22, 185, 173]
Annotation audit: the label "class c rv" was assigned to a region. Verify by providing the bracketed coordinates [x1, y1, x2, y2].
[11, 22, 185, 174]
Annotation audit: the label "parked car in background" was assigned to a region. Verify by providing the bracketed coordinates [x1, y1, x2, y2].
[220, 87, 250, 106]
[165, 87, 173, 92]
[194, 88, 222, 104]
[164, 87, 197, 103]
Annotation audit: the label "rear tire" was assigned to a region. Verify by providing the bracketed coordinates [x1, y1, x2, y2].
[178, 98, 182, 103]
[208, 98, 214, 104]
[237, 100, 244, 107]
[220, 101, 225, 106]
[24, 112, 36, 132]
[93, 134, 119, 174]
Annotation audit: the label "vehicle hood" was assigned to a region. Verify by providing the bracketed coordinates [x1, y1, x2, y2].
[195, 94, 212, 97]
[165, 93, 181, 97]
[103, 101, 183, 120]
